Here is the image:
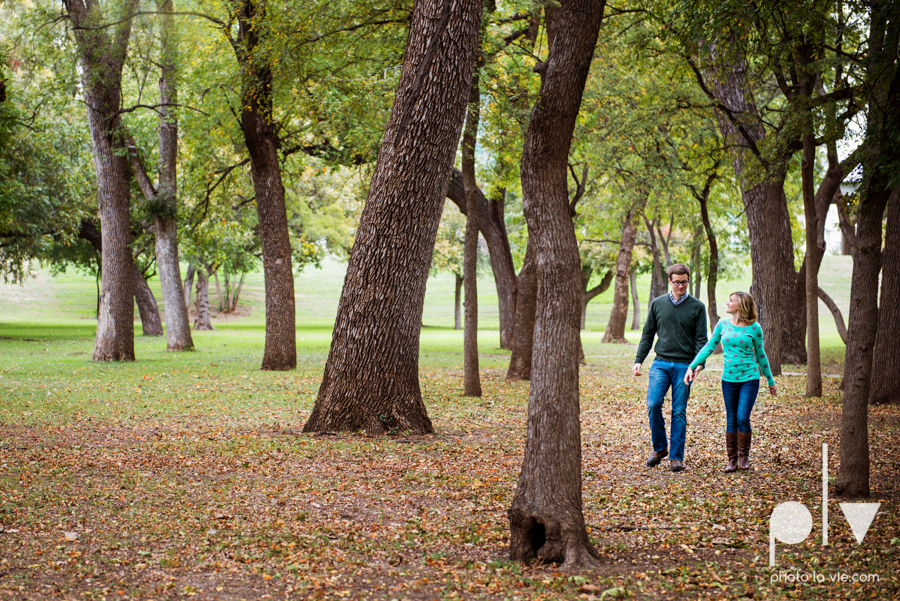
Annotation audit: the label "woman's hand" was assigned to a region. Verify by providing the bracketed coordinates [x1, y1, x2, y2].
[683, 367, 694, 385]
[769, 385, 777, 396]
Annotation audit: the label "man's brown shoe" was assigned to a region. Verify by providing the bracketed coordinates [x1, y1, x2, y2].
[670, 460, 684, 472]
[646, 449, 668, 467]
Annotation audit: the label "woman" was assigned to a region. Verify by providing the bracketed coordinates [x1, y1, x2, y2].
[684, 291, 776, 472]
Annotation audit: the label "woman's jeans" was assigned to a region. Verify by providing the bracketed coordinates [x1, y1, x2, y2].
[721, 379, 760, 434]
[647, 360, 691, 462]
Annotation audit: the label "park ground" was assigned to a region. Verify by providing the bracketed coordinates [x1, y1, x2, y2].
[0, 256, 897, 600]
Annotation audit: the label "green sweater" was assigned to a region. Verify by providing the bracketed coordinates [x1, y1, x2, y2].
[635, 294, 709, 366]
[690, 319, 776, 386]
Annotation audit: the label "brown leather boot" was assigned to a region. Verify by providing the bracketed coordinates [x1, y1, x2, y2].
[737, 432, 751, 470]
[725, 433, 738, 473]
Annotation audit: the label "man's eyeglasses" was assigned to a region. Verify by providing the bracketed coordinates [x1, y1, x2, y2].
[670, 279, 690, 287]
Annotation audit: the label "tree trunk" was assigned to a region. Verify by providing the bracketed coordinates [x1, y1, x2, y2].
[506, 243, 536, 381]
[448, 171, 517, 348]
[193, 270, 215, 330]
[580, 267, 613, 330]
[454, 273, 463, 330]
[134, 268, 164, 337]
[152, 0, 193, 352]
[630, 269, 640, 330]
[644, 215, 666, 316]
[183, 264, 195, 310]
[697, 185, 720, 331]
[235, 0, 296, 370]
[818, 287, 848, 344]
[231, 272, 247, 312]
[801, 128, 823, 397]
[462, 75, 482, 397]
[507, 0, 604, 569]
[870, 188, 900, 404]
[64, 0, 139, 362]
[208, 264, 223, 312]
[303, 0, 482, 435]
[602, 211, 637, 343]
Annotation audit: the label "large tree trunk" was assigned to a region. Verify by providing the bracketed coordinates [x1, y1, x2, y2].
[870, 188, 900, 405]
[153, 0, 193, 352]
[448, 171, 517, 348]
[507, 0, 604, 569]
[630, 269, 640, 330]
[506, 243, 536, 381]
[462, 76, 482, 397]
[236, 0, 296, 371]
[64, 0, 139, 362]
[134, 268, 164, 337]
[602, 211, 636, 343]
[836, 3, 898, 495]
[303, 0, 482, 435]
[193, 270, 214, 331]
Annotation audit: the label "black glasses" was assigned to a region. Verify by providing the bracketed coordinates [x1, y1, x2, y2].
[670, 279, 690, 287]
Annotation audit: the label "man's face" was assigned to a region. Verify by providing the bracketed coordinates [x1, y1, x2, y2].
[669, 274, 690, 299]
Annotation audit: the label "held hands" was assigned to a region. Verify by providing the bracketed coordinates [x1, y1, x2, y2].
[683, 366, 700, 385]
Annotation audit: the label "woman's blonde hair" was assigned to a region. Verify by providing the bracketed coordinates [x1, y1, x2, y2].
[730, 291, 758, 323]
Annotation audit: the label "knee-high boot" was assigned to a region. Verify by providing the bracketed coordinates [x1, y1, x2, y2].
[737, 432, 751, 470]
[725, 433, 738, 472]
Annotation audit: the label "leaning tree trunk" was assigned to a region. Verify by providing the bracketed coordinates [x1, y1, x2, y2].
[462, 76, 482, 397]
[448, 170, 517, 348]
[236, 0, 296, 370]
[870, 188, 900, 405]
[64, 0, 139, 362]
[454, 273, 463, 330]
[507, 0, 605, 569]
[134, 268, 164, 337]
[580, 267, 613, 330]
[630, 269, 640, 330]
[193, 270, 215, 331]
[602, 211, 636, 343]
[506, 243, 537, 381]
[303, 0, 482, 435]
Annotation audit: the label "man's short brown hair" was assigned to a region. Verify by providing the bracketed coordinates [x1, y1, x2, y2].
[667, 264, 690, 280]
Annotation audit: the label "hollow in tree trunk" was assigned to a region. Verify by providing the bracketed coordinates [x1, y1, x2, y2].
[602, 210, 637, 343]
[303, 0, 482, 435]
[507, 0, 605, 569]
[235, 0, 296, 370]
[870, 188, 900, 405]
[462, 77, 482, 397]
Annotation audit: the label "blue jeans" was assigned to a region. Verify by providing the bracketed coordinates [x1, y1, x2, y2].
[646, 360, 691, 462]
[721, 379, 759, 433]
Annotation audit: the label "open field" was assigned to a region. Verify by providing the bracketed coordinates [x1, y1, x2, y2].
[0, 255, 896, 600]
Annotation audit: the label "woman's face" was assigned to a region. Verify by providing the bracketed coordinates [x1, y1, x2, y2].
[726, 295, 739, 315]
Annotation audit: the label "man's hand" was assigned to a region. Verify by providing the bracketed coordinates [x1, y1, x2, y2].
[632, 363, 642, 377]
[683, 367, 694, 385]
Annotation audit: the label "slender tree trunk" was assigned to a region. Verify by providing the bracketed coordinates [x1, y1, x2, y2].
[448, 171, 516, 348]
[303, 0, 482, 434]
[506, 243, 536, 381]
[183, 264, 195, 309]
[870, 188, 900, 404]
[644, 215, 666, 317]
[134, 268, 164, 337]
[630, 269, 640, 330]
[208, 264, 224, 313]
[581, 267, 613, 330]
[231, 272, 247, 312]
[801, 128, 823, 396]
[454, 273, 463, 330]
[64, 0, 139, 362]
[462, 76, 482, 397]
[193, 270, 215, 330]
[235, 0, 296, 370]
[507, 0, 605, 569]
[698, 185, 720, 331]
[818, 287, 848, 344]
[602, 211, 637, 343]
[152, 0, 193, 352]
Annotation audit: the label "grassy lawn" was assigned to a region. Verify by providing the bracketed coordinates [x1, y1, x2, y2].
[0, 255, 896, 600]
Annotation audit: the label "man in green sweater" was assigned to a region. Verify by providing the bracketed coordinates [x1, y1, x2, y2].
[632, 264, 709, 472]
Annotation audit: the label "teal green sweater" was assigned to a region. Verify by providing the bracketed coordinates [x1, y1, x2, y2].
[635, 294, 708, 365]
[690, 319, 776, 386]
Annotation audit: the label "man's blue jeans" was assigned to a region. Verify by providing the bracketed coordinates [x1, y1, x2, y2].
[721, 379, 759, 433]
[647, 359, 691, 462]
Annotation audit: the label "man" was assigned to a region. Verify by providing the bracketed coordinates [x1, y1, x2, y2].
[633, 264, 708, 472]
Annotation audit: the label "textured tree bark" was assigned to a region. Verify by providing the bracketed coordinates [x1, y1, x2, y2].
[507, 0, 604, 569]
[870, 188, 900, 405]
[183, 264, 195, 309]
[64, 0, 139, 362]
[602, 211, 636, 343]
[448, 171, 517, 348]
[580, 267, 613, 330]
[133, 268, 164, 337]
[506, 243, 536, 381]
[153, 0, 193, 352]
[235, 0, 296, 370]
[303, 0, 482, 435]
[630, 269, 640, 330]
[800, 128, 823, 397]
[193, 270, 215, 331]
[454, 273, 463, 330]
[462, 77, 482, 397]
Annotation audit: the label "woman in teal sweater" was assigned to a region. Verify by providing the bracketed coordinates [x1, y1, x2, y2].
[684, 291, 776, 472]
